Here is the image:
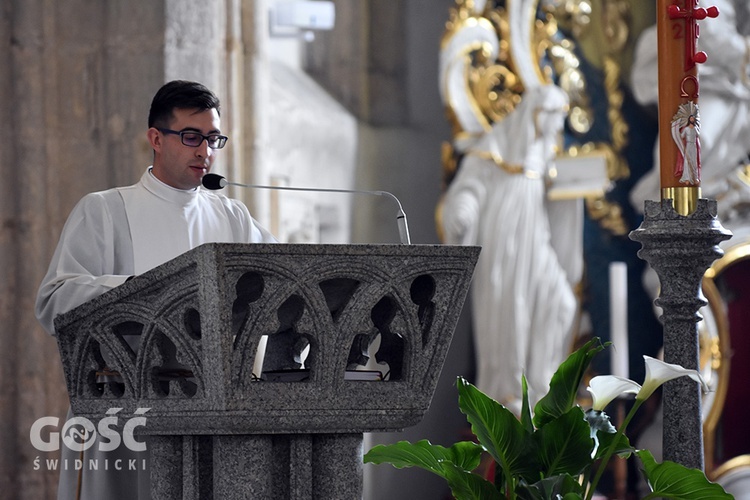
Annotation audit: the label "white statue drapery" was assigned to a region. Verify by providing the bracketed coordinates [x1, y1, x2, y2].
[441, 84, 578, 410]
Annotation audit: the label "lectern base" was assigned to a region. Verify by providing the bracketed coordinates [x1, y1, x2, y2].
[151, 433, 363, 500]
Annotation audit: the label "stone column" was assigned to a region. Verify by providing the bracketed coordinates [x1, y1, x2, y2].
[630, 199, 731, 469]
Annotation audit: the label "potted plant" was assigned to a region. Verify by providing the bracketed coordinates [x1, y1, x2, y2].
[364, 338, 732, 499]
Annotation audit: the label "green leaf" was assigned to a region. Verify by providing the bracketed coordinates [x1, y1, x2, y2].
[637, 449, 733, 499]
[515, 485, 545, 500]
[364, 439, 483, 477]
[457, 377, 542, 481]
[439, 461, 504, 500]
[595, 429, 632, 461]
[534, 338, 606, 428]
[516, 474, 585, 500]
[534, 407, 594, 477]
[521, 374, 534, 435]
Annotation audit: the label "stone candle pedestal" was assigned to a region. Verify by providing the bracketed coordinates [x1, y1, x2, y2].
[630, 199, 730, 470]
[54, 243, 479, 499]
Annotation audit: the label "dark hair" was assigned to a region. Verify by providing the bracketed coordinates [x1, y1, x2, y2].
[148, 80, 221, 128]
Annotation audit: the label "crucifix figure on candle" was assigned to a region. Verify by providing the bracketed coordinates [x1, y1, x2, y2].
[657, 0, 719, 215]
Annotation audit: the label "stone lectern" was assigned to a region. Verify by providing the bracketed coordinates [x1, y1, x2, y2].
[54, 243, 480, 499]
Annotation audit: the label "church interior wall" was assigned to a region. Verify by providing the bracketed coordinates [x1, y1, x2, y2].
[1, 1, 166, 497]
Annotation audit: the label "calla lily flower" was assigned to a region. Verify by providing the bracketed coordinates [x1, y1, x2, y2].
[587, 375, 641, 411]
[636, 356, 709, 401]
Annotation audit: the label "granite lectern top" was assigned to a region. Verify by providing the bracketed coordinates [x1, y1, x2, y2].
[54, 243, 480, 499]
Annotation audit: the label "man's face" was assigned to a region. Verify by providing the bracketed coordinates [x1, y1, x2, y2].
[147, 107, 222, 190]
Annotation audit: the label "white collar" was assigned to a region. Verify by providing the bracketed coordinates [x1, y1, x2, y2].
[142, 167, 200, 206]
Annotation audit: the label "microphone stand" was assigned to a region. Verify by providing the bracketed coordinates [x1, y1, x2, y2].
[202, 174, 411, 244]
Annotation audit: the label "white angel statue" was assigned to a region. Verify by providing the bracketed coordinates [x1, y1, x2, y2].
[440, 83, 578, 411]
[438, 0, 581, 411]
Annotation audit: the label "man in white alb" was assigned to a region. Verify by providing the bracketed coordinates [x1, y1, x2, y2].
[36, 80, 276, 499]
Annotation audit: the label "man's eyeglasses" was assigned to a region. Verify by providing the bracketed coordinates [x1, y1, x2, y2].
[157, 128, 228, 150]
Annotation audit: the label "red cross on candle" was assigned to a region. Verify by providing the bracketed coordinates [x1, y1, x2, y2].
[657, 0, 719, 214]
[667, 0, 719, 71]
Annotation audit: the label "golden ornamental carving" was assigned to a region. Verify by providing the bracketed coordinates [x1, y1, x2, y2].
[542, 0, 636, 234]
[542, 0, 593, 40]
[602, 56, 629, 181]
[585, 195, 628, 235]
[472, 64, 525, 125]
[442, 1, 526, 134]
[738, 163, 750, 187]
[602, 0, 631, 54]
[440, 0, 646, 235]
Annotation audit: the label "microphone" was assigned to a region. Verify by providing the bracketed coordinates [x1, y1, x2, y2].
[202, 173, 411, 244]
